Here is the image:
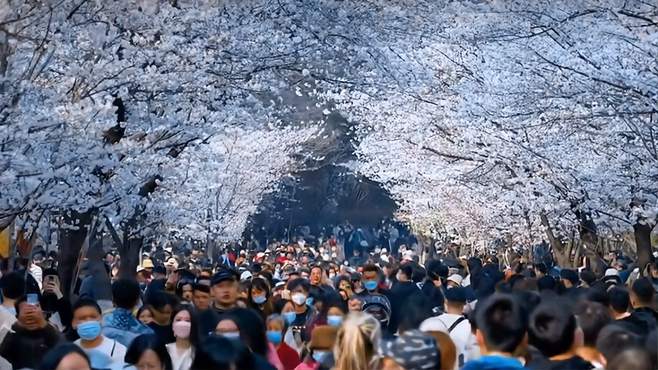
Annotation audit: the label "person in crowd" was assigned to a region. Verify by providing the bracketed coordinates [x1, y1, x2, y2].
[199, 269, 240, 336]
[138, 305, 155, 325]
[527, 300, 592, 370]
[461, 294, 526, 370]
[125, 334, 173, 370]
[420, 287, 470, 367]
[286, 278, 318, 342]
[325, 301, 347, 328]
[192, 283, 211, 311]
[388, 264, 422, 334]
[357, 264, 392, 330]
[606, 347, 654, 370]
[607, 286, 647, 336]
[40, 268, 73, 332]
[249, 276, 275, 319]
[421, 260, 447, 315]
[295, 325, 337, 370]
[573, 300, 611, 368]
[176, 280, 194, 305]
[146, 290, 176, 343]
[190, 335, 243, 370]
[630, 277, 658, 330]
[0, 295, 63, 369]
[166, 305, 199, 370]
[103, 279, 154, 347]
[595, 323, 643, 367]
[309, 265, 332, 291]
[267, 314, 302, 370]
[0, 272, 23, 316]
[334, 312, 382, 370]
[40, 343, 91, 370]
[379, 329, 441, 370]
[72, 298, 127, 368]
[227, 307, 284, 370]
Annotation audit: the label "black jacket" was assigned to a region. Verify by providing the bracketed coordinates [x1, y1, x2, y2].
[388, 281, 422, 333]
[0, 323, 62, 369]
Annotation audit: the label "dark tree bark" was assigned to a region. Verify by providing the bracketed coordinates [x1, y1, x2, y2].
[57, 210, 92, 297]
[634, 222, 654, 272]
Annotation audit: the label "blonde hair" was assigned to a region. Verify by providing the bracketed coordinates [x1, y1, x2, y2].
[333, 312, 382, 370]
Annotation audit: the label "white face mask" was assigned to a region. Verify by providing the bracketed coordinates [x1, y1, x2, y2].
[291, 292, 306, 306]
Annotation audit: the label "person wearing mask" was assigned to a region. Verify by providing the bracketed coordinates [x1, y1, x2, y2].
[527, 301, 592, 370]
[146, 291, 176, 343]
[125, 334, 173, 370]
[166, 305, 199, 370]
[461, 294, 527, 370]
[103, 279, 154, 347]
[249, 276, 275, 319]
[228, 308, 284, 370]
[286, 278, 318, 343]
[72, 298, 127, 368]
[357, 264, 392, 331]
[333, 312, 381, 370]
[199, 269, 240, 336]
[40, 343, 92, 370]
[295, 325, 338, 370]
[325, 302, 347, 328]
[267, 314, 301, 370]
[0, 295, 63, 369]
[420, 287, 471, 368]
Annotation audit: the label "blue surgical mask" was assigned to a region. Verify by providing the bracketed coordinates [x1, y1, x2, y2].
[306, 297, 314, 307]
[327, 315, 343, 327]
[77, 320, 101, 341]
[266, 330, 282, 344]
[364, 280, 378, 291]
[222, 331, 241, 340]
[282, 311, 296, 324]
[312, 350, 330, 363]
[252, 295, 267, 305]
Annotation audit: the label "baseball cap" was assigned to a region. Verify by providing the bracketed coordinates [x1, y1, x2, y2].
[142, 258, 154, 269]
[444, 286, 468, 303]
[447, 274, 463, 286]
[379, 329, 440, 370]
[240, 271, 253, 281]
[211, 269, 238, 285]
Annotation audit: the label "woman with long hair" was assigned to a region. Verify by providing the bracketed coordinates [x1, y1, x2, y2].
[226, 308, 284, 370]
[248, 276, 275, 319]
[166, 305, 200, 370]
[333, 312, 381, 370]
[125, 334, 173, 370]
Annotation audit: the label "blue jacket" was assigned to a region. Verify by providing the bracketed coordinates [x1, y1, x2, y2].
[462, 355, 525, 370]
[103, 308, 153, 347]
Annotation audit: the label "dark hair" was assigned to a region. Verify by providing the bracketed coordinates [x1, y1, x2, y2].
[287, 278, 310, 293]
[72, 298, 102, 316]
[362, 264, 380, 275]
[574, 301, 611, 346]
[608, 287, 630, 313]
[397, 294, 432, 333]
[176, 280, 194, 298]
[631, 277, 655, 305]
[529, 301, 577, 357]
[137, 305, 153, 320]
[226, 308, 268, 357]
[40, 343, 90, 370]
[537, 276, 556, 291]
[534, 262, 548, 274]
[193, 283, 210, 294]
[607, 347, 653, 370]
[596, 324, 642, 362]
[579, 270, 596, 286]
[191, 335, 250, 370]
[172, 305, 201, 349]
[147, 290, 175, 311]
[112, 279, 141, 309]
[474, 294, 527, 353]
[249, 277, 271, 298]
[582, 287, 609, 307]
[334, 275, 353, 291]
[1, 272, 25, 299]
[398, 265, 414, 280]
[125, 334, 173, 370]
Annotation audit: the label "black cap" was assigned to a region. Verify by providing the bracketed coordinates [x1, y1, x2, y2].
[211, 269, 238, 285]
[444, 287, 468, 303]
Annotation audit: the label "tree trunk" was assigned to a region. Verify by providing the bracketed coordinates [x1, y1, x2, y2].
[634, 222, 654, 273]
[57, 211, 92, 297]
[118, 235, 142, 280]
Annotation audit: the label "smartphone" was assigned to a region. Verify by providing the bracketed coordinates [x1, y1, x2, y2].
[27, 293, 38, 305]
[46, 275, 56, 284]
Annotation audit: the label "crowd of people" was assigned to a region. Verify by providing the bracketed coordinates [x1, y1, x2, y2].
[0, 238, 656, 370]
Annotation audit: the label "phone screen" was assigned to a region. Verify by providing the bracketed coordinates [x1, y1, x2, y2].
[27, 293, 38, 305]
